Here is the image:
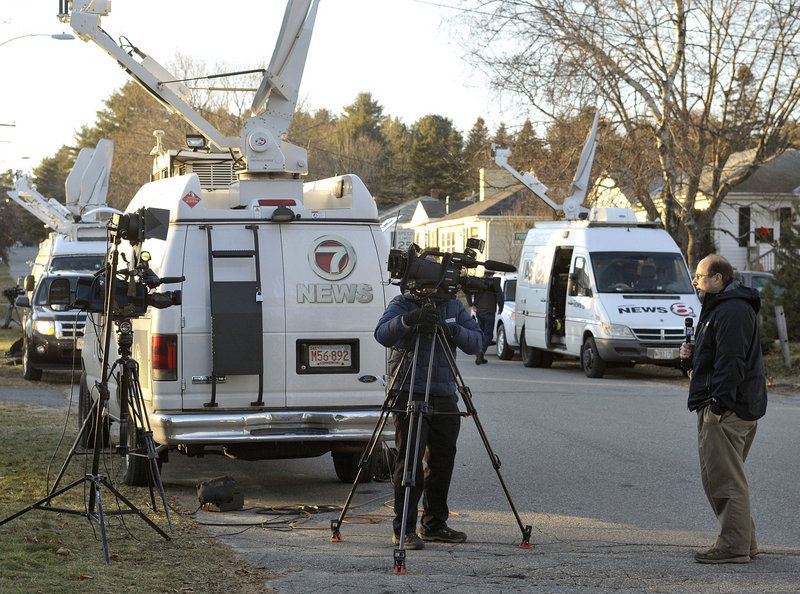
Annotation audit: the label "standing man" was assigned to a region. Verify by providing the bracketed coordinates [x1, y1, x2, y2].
[680, 254, 767, 564]
[375, 291, 481, 549]
[465, 271, 504, 364]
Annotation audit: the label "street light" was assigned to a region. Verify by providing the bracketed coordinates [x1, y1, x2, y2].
[0, 33, 75, 49]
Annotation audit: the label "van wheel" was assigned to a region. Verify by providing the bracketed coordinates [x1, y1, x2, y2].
[78, 371, 108, 448]
[520, 335, 553, 368]
[581, 337, 606, 378]
[520, 335, 536, 367]
[122, 425, 160, 487]
[22, 341, 42, 381]
[496, 324, 514, 360]
[332, 450, 374, 484]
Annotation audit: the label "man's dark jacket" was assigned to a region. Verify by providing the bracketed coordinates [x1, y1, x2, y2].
[687, 280, 767, 420]
[375, 294, 481, 396]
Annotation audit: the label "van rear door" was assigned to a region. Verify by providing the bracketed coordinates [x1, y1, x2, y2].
[282, 224, 387, 409]
[180, 223, 287, 410]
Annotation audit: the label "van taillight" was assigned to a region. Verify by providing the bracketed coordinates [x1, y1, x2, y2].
[152, 334, 178, 381]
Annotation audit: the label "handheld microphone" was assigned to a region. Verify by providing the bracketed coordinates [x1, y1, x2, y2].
[684, 318, 694, 343]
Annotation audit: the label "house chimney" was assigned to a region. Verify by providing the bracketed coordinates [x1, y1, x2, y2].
[430, 189, 440, 200]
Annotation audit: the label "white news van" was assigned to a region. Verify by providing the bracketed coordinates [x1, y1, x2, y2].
[514, 207, 700, 377]
[80, 168, 394, 484]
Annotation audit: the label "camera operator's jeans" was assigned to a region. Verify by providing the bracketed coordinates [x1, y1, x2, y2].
[392, 392, 461, 536]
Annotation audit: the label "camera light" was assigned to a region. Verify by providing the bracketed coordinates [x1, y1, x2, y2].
[34, 320, 56, 335]
[185, 134, 208, 150]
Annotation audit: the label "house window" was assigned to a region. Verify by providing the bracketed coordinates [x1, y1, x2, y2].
[440, 231, 456, 252]
[738, 206, 750, 247]
[469, 227, 480, 238]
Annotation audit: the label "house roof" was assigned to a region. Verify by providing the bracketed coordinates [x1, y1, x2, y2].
[725, 149, 800, 194]
[379, 196, 469, 224]
[432, 184, 555, 223]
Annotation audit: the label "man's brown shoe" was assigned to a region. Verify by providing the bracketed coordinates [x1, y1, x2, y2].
[694, 547, 750, 564]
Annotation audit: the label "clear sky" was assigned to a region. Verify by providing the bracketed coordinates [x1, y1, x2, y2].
[1, 0, 512, 177]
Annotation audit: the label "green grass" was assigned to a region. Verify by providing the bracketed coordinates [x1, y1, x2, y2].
[1, 258, 277, 592]
[0, 402, 277, 593]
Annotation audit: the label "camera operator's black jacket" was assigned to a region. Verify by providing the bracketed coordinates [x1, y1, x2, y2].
[375, 294, 481, 396]
[686, 280, 767, 420]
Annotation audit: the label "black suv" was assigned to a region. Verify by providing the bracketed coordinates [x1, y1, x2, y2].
[16, 272, 90, 381]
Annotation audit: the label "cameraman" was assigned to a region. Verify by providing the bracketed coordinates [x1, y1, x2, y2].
[375, 291, 481, 550]
[465, 271, 504, 364]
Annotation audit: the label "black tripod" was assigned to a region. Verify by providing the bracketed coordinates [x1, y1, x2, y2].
[0, 246, 171, 563]
[330, 302, 532, 575]
[2, 287, 23, 329]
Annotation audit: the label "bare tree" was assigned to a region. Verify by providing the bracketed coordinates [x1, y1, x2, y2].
[458, 0, 800, 266]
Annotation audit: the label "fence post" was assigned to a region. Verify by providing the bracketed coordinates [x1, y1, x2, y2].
[774, 305, 791, 368]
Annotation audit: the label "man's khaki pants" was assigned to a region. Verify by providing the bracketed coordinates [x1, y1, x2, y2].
[697, 407, 758, 555]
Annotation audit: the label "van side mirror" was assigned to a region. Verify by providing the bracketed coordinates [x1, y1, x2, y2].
[24, 275, 35, 292]
[48, 278, 72, 307]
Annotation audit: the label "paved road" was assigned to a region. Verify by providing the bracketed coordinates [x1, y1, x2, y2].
[5, 245, 37, 284]
[154, 356, 800, 592]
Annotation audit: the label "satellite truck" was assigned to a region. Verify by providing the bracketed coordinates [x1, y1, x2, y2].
[492, 115, 701, 378]
[6, 139, 118, 292]
[58, 0, 396, 484]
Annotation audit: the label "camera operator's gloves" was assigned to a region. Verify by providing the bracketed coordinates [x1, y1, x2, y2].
[441, 324, 459, 341]
[402, 307, 439, 328]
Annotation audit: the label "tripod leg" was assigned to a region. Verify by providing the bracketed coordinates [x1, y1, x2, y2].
[46, 398, 99, 497]
[127, 361, 172, 529]
[331, 347, 416, 542]
[435, 330, 533, 547]
[92, 476, 111, 564]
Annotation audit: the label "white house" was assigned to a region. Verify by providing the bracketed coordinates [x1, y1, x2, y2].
[593, 149, 800, 272]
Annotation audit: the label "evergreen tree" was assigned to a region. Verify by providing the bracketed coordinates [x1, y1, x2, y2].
[464, 117, 490, 194]
[762, 206, 800, 346]
[409, 114, 466, 199]
[378, 117, 412, 207]
[335, 92, 387, 146]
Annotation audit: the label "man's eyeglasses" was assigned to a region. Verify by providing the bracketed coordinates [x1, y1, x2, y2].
[693, 272, 715, 280]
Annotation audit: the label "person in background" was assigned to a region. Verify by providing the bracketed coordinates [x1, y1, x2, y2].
[680, 254, 767, 564]
[465, 272, 503, 364]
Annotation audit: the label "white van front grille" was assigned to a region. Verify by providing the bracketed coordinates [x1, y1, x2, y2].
[631, 328, 684, 344]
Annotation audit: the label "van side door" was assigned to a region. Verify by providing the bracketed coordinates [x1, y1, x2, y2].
[565, 252, 594, 355]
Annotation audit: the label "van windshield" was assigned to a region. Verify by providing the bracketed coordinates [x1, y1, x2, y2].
[591, 252, 694, 294]
[49, 255, 105, 273]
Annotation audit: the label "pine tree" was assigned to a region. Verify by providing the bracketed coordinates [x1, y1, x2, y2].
[761, 206, 800, 347]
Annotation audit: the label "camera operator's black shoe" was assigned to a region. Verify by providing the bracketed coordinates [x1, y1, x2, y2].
[475, 352, 486, 365]
[419, 525, 467, 543]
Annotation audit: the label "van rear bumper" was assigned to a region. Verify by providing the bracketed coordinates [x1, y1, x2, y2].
[149, 408, 384, 445]
[594, 337, 682, 364]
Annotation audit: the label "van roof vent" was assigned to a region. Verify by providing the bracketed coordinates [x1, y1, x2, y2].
[179, 162, 236, 192]
[589, 207, 639, 223]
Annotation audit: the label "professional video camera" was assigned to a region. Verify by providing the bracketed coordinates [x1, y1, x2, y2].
[74, 207, 183, 318]
[387, 238, 515, 299]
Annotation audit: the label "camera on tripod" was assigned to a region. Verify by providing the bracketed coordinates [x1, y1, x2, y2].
[68, 207, 183, 319]
[387, 238, 514, 299]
